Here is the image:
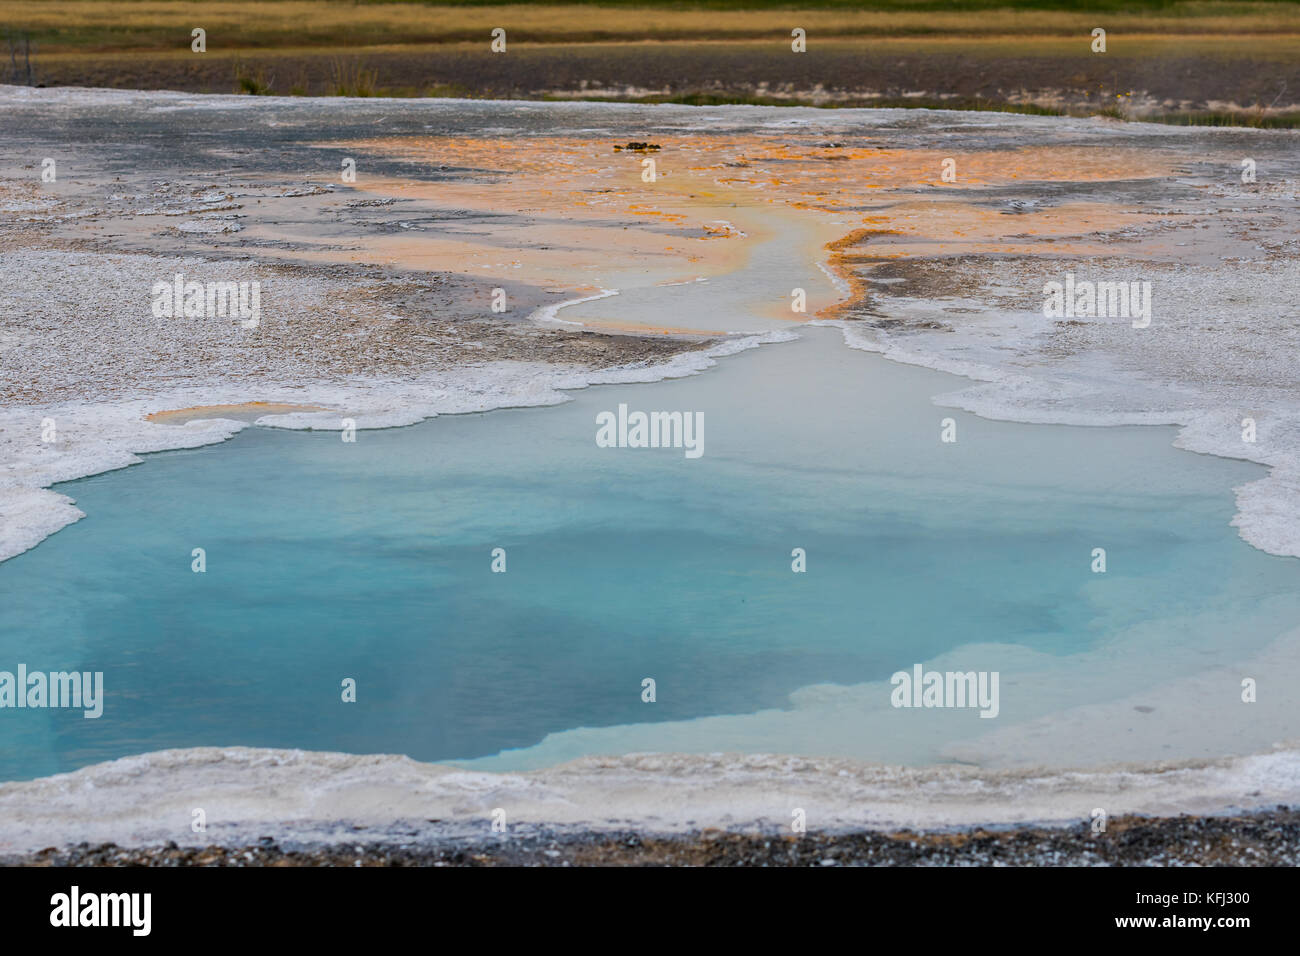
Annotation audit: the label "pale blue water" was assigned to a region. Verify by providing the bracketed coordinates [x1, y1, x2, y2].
[2, 329, 1296, 781]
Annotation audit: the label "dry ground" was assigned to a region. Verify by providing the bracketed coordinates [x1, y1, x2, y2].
[4, 2, 1299, 122]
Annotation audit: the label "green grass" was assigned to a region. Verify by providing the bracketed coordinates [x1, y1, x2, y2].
[594, 91, 1067, 114]
[233, 59, 275, 94]
[329, 57, 380, 96]
[542, 91, 1300, 125]
[1145, 109, 1300, 127]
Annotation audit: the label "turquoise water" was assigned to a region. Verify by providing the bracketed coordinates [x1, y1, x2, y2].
[1, 329, 1296, 781]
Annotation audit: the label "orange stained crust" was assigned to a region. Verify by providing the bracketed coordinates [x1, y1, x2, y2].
[147, 402, 334, 424]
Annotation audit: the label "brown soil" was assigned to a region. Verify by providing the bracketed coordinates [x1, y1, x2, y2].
[25, 43, 1300, 118]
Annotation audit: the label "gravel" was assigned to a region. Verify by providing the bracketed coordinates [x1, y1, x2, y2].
[9, 808, 1299, 867]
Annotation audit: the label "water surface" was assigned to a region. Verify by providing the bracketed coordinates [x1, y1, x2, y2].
[2, 328, 1295, 781]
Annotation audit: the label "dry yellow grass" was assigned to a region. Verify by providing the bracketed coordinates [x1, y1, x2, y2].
[27, 33, 1300, 65]
[6, 1, 1299, 53]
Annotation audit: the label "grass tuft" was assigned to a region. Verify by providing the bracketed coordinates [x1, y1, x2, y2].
[330, 56, 380, 96]
[233, 59, 274, 94]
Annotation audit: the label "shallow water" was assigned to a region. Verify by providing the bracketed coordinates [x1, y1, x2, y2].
[556, 209, 836, 334]
[1, 327, 1296, 781]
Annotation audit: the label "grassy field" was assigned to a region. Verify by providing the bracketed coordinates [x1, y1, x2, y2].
[4, 1, 1298, 51]
[4, 2, 1298, 124]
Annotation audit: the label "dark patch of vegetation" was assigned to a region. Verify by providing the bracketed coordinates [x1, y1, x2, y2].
[576, 91, 1067, 116]
[5, 30, 37, 86]
[1145, 109, 1300, 128]
[330, 57, 380, 97]
[234, 59, 275, 95]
